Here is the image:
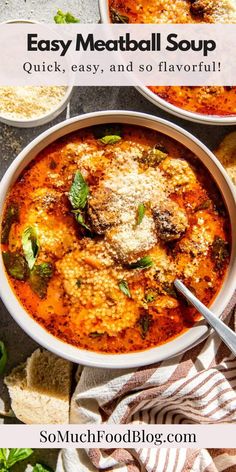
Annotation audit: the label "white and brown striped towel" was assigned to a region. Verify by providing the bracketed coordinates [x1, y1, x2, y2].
[57, 294, 236, 472]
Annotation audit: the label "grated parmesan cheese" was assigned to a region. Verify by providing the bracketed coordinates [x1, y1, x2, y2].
[0, 86, 67, 120]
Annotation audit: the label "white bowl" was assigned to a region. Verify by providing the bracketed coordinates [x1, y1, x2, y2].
[0, 19, 73, 128]
[98, 0, 236, 126]
[1, 111, 236, 368]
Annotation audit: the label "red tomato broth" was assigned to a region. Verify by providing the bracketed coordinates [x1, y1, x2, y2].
[1, 125, 231, 354]
[109, 0, 236, 116]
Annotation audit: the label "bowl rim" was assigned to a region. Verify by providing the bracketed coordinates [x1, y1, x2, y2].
[0, 19, 74, 128]
[1, 110, 236, 368]
[98, 0, 236, 126]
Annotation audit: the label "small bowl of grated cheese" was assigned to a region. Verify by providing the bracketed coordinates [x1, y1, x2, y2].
[0, 19, 73, 128]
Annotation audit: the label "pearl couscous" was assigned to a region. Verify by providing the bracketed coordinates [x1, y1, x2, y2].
[1, 124, 230, 353]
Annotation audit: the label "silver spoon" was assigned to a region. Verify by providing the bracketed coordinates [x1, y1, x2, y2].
[174, 279, 236, 357]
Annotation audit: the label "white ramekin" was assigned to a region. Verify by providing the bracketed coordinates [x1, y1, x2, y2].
[0, 111, 236, 368]
[0, 19, 73, 128]
[98, 0, 236, 126]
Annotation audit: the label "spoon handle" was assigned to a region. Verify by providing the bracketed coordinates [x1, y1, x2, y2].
[174, 279, 236, 357]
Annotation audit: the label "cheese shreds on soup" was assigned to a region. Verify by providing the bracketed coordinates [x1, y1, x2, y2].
[1, 125, 231, 353]
[109, 0, 236, 116]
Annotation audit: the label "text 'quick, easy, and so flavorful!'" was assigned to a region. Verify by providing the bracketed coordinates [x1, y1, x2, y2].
[1, 125, 230, 353]
[109, 0, 236, 116]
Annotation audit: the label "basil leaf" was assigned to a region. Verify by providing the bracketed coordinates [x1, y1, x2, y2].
[99, 135, 122, 145]
[127, 256, 153, 270]
[140, 145, 168, 166]
[211, 236, 229, 270]
[110, 8, 129, 23]
[69, 172, 89, 211]
[194, 199, 211, 212]
[54, 9, 80, 23]
[89, 332, 104, 338]
[118, 280, 131, 298]
[1, 203, 19, 244]
[29, 263, 53, 299]
[144, 291, 156, 303]
[0, 342, 7, 375]
[76, 279, 82, 288]
[138, 312, 153, 339]
[137, 203, 146, 225]
[33, 464, 54, 472]
[5, 449, 33, 468]
[2, 252, 28, 281]
[74, 211, 91, 231]
[22, 227, 39, 270]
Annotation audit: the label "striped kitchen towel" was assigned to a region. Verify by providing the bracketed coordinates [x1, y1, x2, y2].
[57, 294, 236, 472]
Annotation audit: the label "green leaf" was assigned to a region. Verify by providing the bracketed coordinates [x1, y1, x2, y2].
[69, 172, 89, 211]
[162, 283, 178, 299]
[54, 9, 80, 23]
[194, 199, 211, 212]
[211, 236, 229, 270]
[22, 226, 39, 270]
[2, 252, 28, 281]
[137, 312, 153, 339]
[137, 203, 146, 225]
[89, 332, 104, 338]
[118, 280, 131, 298]
[140, 145, 168, 167]
[0, 449, 8, 465]
[110, 8, 129, 23]
[144, 291, 156, 303]
[5, 449, 33, 468]
[127, 256, 153, 270]
[33, 464, 54, 472]
[1, 203, 19, 245]
[29, 263, 53, 299]
[0, 342, 7, 375]
[76, 279, 82, 288]
[99, 135, 122, 145]
[74, 212, 91, 231]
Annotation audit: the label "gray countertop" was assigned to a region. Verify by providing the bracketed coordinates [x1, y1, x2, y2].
[0, 0, 235, 427]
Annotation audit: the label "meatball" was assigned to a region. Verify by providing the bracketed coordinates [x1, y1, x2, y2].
[88, 187, 120, 235]
[152, 200, 188, 242]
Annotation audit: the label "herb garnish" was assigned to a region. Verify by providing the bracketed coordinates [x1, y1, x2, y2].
[99, 135, 122, 145]
[54, 9, 80, 23]
[140, 145, 168, 167]
[22, 226, 39, 270]
[1, 203, 19, 244]
[137, 312, 153, 339]
[69, 171, 90, 230]
[0, 449, 33, 471]
[69, 171, 89, 210]
[2, 252, 28, 281]
[118, 280, 131, 298]
[89, 332, 104, 338]
[110, 8, 129, 23]
[0, 341, 7, 375]
[194, 200, 211, 212]
[144, 290, 156, 303]
[162, 283, 178, 299]
[33, 464, 54, 472]
[29, 263, 53, 299]
[74, 212, 91, 231]
[211, 236, 229, 270]
[127, 256, 153, 270]
[137, 203, 146, 225]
